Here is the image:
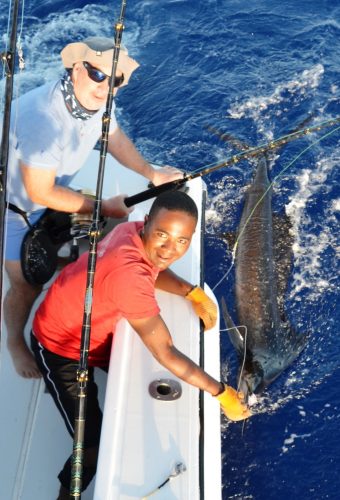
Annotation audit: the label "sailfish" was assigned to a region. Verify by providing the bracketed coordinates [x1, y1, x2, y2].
[221, 155, 308, 400]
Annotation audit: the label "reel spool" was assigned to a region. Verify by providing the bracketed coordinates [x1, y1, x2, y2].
[69, 190, 107, 261]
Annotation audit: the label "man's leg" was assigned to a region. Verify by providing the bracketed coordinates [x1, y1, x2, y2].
[31, 334, 104, 496]
[4, 260, 42, 378]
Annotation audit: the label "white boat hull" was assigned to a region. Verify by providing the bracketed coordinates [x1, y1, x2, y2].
[0, 152, 221, 499]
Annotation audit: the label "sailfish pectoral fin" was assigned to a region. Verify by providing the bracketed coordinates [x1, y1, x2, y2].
[221, 297, 245, 355]
[279, 324, 310, 370]
[292, 328, 310, 356]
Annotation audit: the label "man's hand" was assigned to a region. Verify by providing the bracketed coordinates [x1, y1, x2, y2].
[151, 165, 184, 186]
[215, 385, 251, 421]
[186, 286, 217, 330]
[101, 194, 134, 218]
[108, 128, 184, 186]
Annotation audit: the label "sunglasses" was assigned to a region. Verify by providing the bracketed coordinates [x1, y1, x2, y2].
[83, 61, 125, 88]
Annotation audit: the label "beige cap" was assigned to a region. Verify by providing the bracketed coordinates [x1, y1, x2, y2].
[61, 37, 140, 86]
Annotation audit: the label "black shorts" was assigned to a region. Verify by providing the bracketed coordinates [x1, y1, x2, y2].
[31, 332, 108, 491]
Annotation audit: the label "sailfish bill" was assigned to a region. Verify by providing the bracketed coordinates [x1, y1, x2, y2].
[222, 156, 308, 401]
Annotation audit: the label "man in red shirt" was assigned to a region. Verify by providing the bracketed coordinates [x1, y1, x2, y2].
[31, 191, 250, 498]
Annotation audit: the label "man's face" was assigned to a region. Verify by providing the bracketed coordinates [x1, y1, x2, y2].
[72, 61, 123, 111]
[142, 208, 197, 270]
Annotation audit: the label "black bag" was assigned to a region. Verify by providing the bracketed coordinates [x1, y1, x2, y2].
[8, 204, 73, 286]
[21, 226, 59, 285]
[21, 209, 73, 285]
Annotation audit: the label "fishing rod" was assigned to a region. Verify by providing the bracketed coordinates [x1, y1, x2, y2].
[69, 1, 127, 497]
[124, 116, 340, 207]
[210, 122, 340, 295]
[0, 0, 21, 331]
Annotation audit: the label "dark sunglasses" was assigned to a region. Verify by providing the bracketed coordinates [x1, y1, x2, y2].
[83, 61, 125, 87]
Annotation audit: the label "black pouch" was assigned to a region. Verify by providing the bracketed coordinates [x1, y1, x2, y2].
[20, 209, 73, 285]
[8, 203, 73, 286]
[21, 225, 59, 285]
[21, 208, 72, 285]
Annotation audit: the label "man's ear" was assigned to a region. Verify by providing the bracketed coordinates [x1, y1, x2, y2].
[144, 214, 149, 224]
[71, 62, 81, 83]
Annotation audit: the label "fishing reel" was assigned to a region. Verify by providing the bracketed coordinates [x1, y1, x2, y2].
[68, 189, 107, 261]
[21, 189, 107, 286]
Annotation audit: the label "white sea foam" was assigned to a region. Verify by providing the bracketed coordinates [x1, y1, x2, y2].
[205, 173, 246, 233]
[285, 153, 339, 298]
[0, 4, 140, 106]
[281, 431, 312, 453]
[227, 64, 324, 121]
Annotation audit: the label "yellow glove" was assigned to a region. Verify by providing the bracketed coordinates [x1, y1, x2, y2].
[186, 286, 217, 330]
[215, 384, 251, 421]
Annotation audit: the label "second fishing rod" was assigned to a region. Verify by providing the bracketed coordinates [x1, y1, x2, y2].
[124, 116, 340, 208]
[69, 1, 127, 498]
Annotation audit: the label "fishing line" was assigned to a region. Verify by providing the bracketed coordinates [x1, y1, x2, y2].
[232, 125, 340, 258]
[212, 124, 340, 291]
[8, 0, 26, 146]
[213, 123, 339, 402]
[1, 2, 11, 81]
[124, 117, 340, 208]
[237, 326, 247, 393]
[189, 116, 340, 178]
[15, 0, 25, 77]
[211, 259, 233, 291]
[221, 325, 248, 393]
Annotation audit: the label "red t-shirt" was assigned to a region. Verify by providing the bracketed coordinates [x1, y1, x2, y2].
[33, 221, 160, 366]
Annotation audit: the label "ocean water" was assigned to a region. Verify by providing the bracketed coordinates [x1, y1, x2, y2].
[1, 0, 339, 499]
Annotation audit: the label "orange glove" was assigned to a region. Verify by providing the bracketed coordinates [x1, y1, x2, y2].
[185, 286, 217, 330]
[215, 384, 251, 421]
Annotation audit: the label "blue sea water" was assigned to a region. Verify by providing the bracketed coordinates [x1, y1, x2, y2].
[1, 0, 339, 499]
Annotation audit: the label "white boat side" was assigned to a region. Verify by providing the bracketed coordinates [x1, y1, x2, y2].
[0, 151, 221, 499]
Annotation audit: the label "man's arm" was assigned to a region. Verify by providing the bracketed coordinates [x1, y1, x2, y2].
[107, 127, 183, 186]
[128, 313, 252, 421]
[128, 314, 221, 395]
[155, 268, 193, 296]
[155, 269, 217, 330]
[20, 163, 132, 218]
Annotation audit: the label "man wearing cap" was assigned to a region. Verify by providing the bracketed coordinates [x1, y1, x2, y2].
[4, 37, 183, 379]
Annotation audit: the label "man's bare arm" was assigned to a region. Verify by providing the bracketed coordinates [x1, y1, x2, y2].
[20, 163, 132, 218]
[155, 268, 193, 296]
[128, 314, 221, 396]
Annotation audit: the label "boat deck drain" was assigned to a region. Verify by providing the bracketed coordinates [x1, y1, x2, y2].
[148, 379, 182, 401]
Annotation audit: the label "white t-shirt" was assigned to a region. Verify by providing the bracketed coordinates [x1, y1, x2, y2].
[7, 80, 117, 213]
